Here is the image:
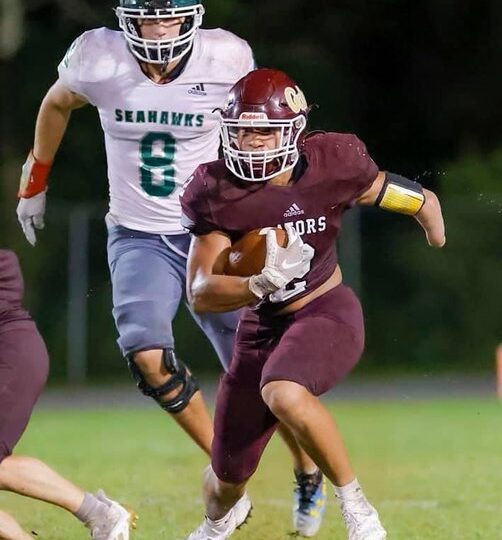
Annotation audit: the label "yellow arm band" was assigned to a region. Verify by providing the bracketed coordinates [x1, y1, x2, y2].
[375, 172, 425, 216]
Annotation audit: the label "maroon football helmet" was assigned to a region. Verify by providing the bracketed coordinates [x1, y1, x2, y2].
[220, 68, 310, 182]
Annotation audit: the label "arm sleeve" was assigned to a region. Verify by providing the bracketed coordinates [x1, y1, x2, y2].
[57, 32, 94, 103]
[326, 133, 379, 206]
[180, 166, 218, 236]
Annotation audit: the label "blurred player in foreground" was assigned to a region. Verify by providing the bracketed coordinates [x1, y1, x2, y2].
[181, 68, 446, 539]
[0, 250, 135, 540]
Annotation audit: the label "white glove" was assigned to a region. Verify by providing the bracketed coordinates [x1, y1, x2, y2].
[16, 191, 46, 246]
[249, 224, 314, 299]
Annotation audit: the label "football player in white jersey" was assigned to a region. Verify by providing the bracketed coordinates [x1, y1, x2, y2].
[16, 1, 326, 535]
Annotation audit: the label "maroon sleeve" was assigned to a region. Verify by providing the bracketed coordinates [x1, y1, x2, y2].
[179, 165, 218, 235]
[0, 251, 24, 307]
[319, 133, 379, 206]
[0, 250, 27, 322]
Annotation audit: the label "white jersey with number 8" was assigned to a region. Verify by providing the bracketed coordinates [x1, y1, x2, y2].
[58, 27, 254, 234]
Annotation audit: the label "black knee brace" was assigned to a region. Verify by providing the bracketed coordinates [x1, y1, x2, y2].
[127, 348, 199, 413]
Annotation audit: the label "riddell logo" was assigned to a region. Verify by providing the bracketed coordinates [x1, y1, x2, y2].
[239, 112, 268, 121]
[283, 203, 305, 217]
[188, 83, 207, 96]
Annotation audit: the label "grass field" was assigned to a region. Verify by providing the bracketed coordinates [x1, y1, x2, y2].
[1, 398, 502, 539]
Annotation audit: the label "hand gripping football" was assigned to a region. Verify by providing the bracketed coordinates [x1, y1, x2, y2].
[224, 227, 287, 277]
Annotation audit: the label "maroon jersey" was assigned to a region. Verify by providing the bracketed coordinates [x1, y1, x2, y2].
[0, 250, 31, 325]
[181, 132, 378, 310]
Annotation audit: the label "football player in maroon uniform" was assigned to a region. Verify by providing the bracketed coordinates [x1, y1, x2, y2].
[181, 68, 445, 540]
[0, 250, 135, 539]
[16, 2, 322, 529]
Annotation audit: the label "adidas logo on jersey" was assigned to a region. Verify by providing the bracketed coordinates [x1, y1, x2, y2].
[284, 203, 305, 217]
[188, 83, 207, 96]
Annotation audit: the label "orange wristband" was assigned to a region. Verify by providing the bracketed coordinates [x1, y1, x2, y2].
[18, 150, 52, 198]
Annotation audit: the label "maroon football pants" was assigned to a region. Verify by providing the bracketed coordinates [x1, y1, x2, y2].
[0, 321, 49, 463]
[212, 284, 365, 484]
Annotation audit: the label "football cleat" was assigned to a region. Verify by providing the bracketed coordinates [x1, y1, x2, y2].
[293, 470, 327, 537]
[89, 490, 138, 540]
[186, 492, 252, 540]
[335, 485, 386, 540]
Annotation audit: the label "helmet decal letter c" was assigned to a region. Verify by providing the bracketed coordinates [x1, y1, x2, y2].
[284, 86, 308, 114]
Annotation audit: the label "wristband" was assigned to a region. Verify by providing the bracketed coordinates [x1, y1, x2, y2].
[18, 150, 52, 198]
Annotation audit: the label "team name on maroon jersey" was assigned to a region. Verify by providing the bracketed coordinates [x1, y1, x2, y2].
[181, 132, 379, 310]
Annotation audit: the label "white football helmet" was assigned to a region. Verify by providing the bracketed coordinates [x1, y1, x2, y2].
[116, 0, 204, 65]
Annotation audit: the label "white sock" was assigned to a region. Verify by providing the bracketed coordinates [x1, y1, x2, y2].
[74, 493, 109, 525]
[334, 478, 362, 499]
[207, 492, 249, 527]
[207, 507, 233, 527]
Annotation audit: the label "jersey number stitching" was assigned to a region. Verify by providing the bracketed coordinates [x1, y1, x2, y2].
[140, 132, 176, 197]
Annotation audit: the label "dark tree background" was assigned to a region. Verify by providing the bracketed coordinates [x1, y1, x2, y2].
[1, 1, 501, 379]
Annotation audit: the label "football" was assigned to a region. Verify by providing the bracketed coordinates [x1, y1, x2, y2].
[224, 227, 288, 277]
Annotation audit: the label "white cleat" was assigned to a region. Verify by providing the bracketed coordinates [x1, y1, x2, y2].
[335, 487, 386, 540]
[186, 493, 252, 540]
[90, 490, 138, 540]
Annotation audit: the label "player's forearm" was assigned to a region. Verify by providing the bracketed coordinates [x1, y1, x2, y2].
[33, 96, 73, 163]
[414, 189, 446, 248]
[32, 81, 88, 164]
[188, 274, 257, 313]
[18, 83, 84, 200]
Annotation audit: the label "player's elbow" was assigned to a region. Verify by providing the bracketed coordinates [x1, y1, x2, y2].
[187, 284, 202, 313]
[419, 189, 442, 219]
[424, 188, 439, 205]
[189, 285, 229, 313]
[187, 278, 211, 314]
[43, 80, 87, 114]
[188, 293, 209, 314]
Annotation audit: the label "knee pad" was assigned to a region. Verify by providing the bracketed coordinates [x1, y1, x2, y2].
[127, 349, 199, 413]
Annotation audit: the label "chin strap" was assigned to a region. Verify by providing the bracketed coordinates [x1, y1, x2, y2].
[160, 42, 193, 80]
